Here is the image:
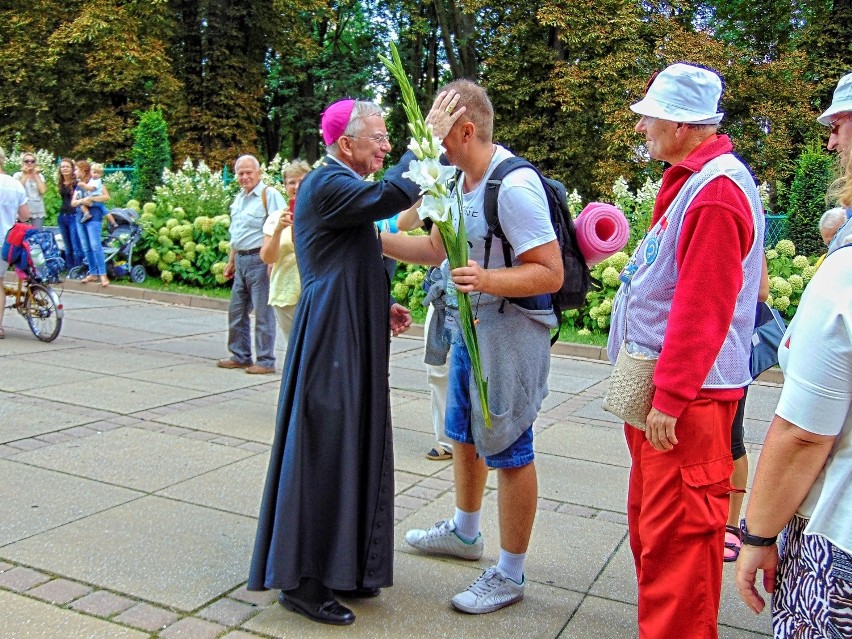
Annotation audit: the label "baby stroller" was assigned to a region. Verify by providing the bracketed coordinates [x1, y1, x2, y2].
[68, 208, 147, 283]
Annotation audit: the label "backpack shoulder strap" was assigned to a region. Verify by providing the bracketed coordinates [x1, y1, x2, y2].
[482, 156, 539, 269]
[261, 186, 268, 216]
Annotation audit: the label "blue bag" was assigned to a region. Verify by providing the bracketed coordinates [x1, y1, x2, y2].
[750, 302, 786, 378]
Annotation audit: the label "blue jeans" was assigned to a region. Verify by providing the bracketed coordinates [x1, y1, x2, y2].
[75, 211, 107, 276]
[444, 341, 535, 469]
[228, 251, 276, 368]
[58, 212, 84, 268]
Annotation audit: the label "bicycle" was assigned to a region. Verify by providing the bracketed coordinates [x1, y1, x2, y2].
[3, 274, 64, 342]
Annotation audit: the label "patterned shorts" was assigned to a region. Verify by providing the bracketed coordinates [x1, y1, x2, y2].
[773, 515, 852, 638]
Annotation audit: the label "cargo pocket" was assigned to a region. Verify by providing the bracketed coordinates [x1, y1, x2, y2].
[679, 456, 734, 539]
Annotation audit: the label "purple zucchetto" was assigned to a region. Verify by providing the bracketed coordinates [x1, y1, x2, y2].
[320, 99, 356, 146]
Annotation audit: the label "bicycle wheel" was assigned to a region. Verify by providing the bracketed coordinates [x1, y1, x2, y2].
[25, 283, 63, 342]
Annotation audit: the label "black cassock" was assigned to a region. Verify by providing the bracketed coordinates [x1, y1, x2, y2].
[248, 152, 419, 592]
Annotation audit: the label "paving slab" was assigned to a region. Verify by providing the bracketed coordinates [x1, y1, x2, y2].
[153, 399, 277, 444]
[21, 374, 207, 413]
[3, 496, 257, 611]
[0, 590, 147, 639]
[10, 427, 252, 492]
[122, 361, 274, 393]
[558, 595, 638, 639]
[157, 453, 269, 518]
[244, 550, 582, 638]
[56, 317, 169, 345]
[0, 460, 142, 545]
[546, 371, 604, 395]
[588, 537, 637, 605]
[548, 356, 611, 381]
[0, 358, 102, 392]
[134, 332, 233, 360]
[570, 397, 623, 424]
[535, 452, 629, 514]
[389, 365, 432, 393]
[535, 420, 631, 468]
[390, 351, 427, 372]
[392, 425, 453, 477]
[24, 345, 200, 376]
[390, 395, 434, 435]
[0, 394, 106, 442]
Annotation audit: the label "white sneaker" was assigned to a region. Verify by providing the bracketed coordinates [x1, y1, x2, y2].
[405, 519, 484, 560]
[451, 566, 524, 614]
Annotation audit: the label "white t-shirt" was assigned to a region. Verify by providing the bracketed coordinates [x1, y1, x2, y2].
[777, 246, 852, 554]
[456, 145, 555, 268]
[0, 173, 27, 238]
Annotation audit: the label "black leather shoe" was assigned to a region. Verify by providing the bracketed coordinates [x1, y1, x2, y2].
[334, 586, 381, 598]
[278, 590, 355, 625]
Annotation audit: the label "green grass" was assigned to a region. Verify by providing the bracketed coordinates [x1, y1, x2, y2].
[120, 277, 232, 300]
[556, 324, 608, 347]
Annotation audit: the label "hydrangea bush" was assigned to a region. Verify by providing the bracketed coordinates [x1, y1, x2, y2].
[764, 238, 816, 320]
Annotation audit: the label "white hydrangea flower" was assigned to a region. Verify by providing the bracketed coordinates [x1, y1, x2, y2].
[775, 239, 796, 257]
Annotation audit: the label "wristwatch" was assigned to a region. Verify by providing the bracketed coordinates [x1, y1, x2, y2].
[740, 519, 778, 546]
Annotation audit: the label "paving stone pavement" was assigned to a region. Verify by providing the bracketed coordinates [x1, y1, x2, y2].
[0, 285, 778, 638]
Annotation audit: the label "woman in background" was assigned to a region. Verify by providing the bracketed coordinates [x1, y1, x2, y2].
[57, 158, 84, 272]
[71, 160, 111, 287]
[260, 160, 311, 344]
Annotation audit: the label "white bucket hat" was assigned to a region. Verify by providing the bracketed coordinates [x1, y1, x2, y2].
[631, 63, 724, 125]
[817, 72, 852, 126]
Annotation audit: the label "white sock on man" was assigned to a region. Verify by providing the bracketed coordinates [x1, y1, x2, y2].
[497, 548, 526, 583]
[453, 507, 480, 543]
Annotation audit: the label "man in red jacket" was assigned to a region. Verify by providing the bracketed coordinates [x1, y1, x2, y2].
[607, 64, 765, 639]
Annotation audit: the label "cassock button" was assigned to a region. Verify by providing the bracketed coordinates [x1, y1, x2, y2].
[371, 553, 377, 560]
[368, 570, 374, 577]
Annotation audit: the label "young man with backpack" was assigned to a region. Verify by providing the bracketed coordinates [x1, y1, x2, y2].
[381, 80, 563, 614]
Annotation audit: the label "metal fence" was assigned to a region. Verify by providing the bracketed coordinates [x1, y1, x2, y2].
[765, 214, 788, 248]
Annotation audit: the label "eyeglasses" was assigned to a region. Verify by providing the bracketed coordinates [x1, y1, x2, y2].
[829, 112, 851, 135]
[347, 133, 391, 144]
[23, 159, 35, 164]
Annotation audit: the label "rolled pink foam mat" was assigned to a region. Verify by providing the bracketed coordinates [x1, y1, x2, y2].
[575, 202, 630, 266]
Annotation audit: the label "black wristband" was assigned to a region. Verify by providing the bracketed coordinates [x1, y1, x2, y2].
[740, 519, 777, 546]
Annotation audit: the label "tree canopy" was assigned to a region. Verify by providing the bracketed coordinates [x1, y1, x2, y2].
[1, 0, 848, 204]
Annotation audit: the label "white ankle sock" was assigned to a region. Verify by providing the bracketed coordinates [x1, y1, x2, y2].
[497, 548, 525, 583]
[453, 508, 480, 543]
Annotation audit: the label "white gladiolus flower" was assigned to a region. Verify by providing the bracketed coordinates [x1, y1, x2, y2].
[418, 194, 455, 223]
[407, 138, 426, 160]
[402, 158, 457, 195]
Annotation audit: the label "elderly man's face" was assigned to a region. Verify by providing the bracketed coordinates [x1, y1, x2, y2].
[828, 112, 852, 168]
[344, 114, 392, 177]
[635, 115, 680, 164]
[236, 160, 261, 193]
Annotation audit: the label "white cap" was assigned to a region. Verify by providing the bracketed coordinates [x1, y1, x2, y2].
[630, 63, 724, 125]
[817, 72, 852, 126]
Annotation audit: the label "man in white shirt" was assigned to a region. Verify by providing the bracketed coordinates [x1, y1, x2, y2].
[217, 155, 285, 374]
[0, 147, 32, 338]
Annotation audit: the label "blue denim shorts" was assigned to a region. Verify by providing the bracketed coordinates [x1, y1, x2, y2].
[444, 342, 535, 469]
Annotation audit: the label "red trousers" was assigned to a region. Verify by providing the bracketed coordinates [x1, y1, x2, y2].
[625, 399, 736, 639]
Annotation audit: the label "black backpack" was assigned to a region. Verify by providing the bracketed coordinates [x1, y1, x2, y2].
[482, 157, 592, 344]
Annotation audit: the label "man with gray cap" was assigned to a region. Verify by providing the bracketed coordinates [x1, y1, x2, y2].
[607, 63, 764, 639]
[818, 72, 852, 253]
